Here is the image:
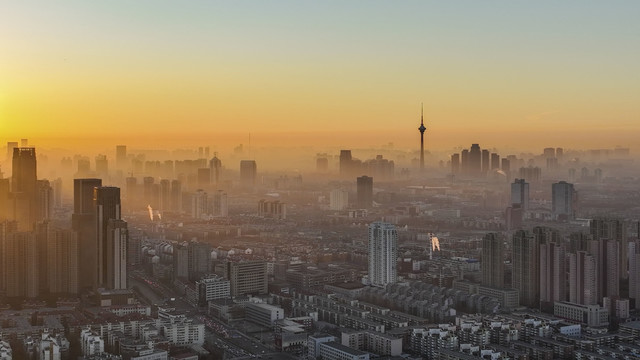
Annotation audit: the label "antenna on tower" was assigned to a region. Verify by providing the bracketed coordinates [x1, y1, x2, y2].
[421, 102, 424, 125]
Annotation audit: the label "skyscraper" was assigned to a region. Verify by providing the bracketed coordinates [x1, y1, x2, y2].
[356, 176, 373, 209]
[469, 144, 482, 175]
[47, 229, 79, 294]
[552, 181, 576, 220]
[73, 178, 102, 290]
[115, 145, 127, 171]
[209, 154, 222, 184]
[481, 149, 490, 174]
[240, 160, 257, 188]
[629, 242, 640, 308]
[490, 153, 500, 170]
[94, 186, 122, 289]
[512, 230, 540, 308]
[339, 150, 353, 177]
[105, 219, 128, 290]
[568, 251, 597, 305]
[11, 147, 38, 230]
[418, 104, 426, 171]
[540, 241, 566, 306]
[511, 179, 529, 210]
[368, 222, 397, 287]
[450, 154, 460, 174]
[481, 233, 504, 288]
[590, 218, 628, 280]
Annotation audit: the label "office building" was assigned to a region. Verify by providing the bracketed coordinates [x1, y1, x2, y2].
[95, 186, 122, 289]
[11, 147, 38, 230]
[319, 342, 369, 360]
[510, 179, 529, 210]
[105, 219, 128, 290]
[553, 302, 609, 327]
[72, 178, 102, 290]
[308, 335, 337, 360]
[481, 233, 504, 288]
[195, 276, 231, 306]
[209, 154, 222, 184]
[240, 160, 257, 188]
[246, 303, 285, 327]
[356, 176, 373, 209]
[225, 260, 268, 297]
[368, 222, 397, 287]
[552, 181, 576, 220]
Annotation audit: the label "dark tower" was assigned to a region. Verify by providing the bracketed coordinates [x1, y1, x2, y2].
[73, 178, 102, 290]
[418, 104, 426, 171]
[94, 186, 121, 289]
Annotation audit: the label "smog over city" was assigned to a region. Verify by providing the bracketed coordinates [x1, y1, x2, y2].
[1, 2, 639, 360]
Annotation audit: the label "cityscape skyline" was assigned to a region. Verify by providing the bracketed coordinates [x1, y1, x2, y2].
[1, 2, 640, 360]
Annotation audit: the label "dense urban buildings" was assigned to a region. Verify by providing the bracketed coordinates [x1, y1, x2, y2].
[0, 139, 638, 359]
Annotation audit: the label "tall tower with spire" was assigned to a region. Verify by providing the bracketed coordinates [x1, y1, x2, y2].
[418, 104, 426, 170]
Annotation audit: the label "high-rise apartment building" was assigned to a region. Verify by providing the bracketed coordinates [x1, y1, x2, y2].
[481, 233, 504, 288]
[511, 179, 529, 210]
[569, 251, 597, 305]
[368, 222, 397, 287]
[629, 242, 640, 308]
[512, 230, 540, 308]
[590, 218, 627, 280]
[552, 181, 576, 220]
[481, 149, 490, 174]
[540, 241, 566, 306]
[329, 189, 349, 211]
[356, 176, 373, 209]
[47, 229, 79, 294]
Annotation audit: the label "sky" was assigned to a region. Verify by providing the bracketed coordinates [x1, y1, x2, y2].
[1, 1, 639, 151]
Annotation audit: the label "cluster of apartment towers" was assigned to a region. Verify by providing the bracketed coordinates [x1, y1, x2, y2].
[0, 146, 128, 298]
